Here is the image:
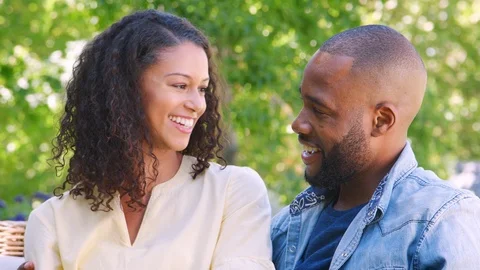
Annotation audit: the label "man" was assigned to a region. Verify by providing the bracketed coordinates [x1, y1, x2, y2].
[271, 25, 480, 269]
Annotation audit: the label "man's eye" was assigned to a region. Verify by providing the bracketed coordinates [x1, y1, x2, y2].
[313, 107, 326, 116]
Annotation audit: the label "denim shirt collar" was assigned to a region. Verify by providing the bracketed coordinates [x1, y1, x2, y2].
[289, 141, 418, 224]
[289, 187, 330, 216]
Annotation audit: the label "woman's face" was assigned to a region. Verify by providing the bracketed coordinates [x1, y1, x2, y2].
[141, 42, 209, 152]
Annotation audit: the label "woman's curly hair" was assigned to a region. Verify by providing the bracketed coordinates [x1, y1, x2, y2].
[52, 10, 224, 211]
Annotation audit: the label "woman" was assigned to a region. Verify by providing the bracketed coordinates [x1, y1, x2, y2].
[23, 9, 273, 270]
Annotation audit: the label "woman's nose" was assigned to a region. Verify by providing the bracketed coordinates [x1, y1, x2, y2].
[185, 89, 206, 115]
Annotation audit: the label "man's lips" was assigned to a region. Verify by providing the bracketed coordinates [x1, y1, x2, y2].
[301, 149, 322, 166]
[298, 138, 322, 165]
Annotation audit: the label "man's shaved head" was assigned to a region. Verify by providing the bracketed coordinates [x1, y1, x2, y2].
[320, 25, 425, 72]
[320, 25, 427, 129]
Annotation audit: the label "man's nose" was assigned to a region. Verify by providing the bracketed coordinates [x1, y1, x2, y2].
[291, 109, 312, 135]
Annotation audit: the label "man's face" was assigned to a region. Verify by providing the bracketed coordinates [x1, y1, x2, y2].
[291, 51, 372, 189]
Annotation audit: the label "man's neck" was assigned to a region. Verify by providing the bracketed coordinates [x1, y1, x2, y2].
[333, 171, 384, 211]
[333, 145, 404, 211]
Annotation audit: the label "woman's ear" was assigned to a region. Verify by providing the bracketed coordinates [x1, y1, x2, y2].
[371, 103, 396, 137]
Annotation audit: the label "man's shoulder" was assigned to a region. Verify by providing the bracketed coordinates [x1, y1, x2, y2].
[397, 166, 477, 201]
[381, 166, 479, 230]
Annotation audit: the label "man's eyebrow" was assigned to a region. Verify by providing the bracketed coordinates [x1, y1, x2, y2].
[165, 72, 209, 82]
[299, 87, 334, 111]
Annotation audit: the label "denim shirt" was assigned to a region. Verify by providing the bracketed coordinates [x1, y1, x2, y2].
[271, 142, 480, 270]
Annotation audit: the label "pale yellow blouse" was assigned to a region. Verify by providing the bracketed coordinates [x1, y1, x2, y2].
[24, 155, 274, 269]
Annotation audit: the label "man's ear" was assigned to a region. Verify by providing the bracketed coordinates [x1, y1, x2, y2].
[371, 103, 396, 137]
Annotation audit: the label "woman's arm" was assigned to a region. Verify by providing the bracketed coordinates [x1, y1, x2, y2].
[24, 203, 63, 270]
[211, 167, 274, 270]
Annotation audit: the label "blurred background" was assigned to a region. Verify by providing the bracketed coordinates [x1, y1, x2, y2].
[1, 0, 479, 219]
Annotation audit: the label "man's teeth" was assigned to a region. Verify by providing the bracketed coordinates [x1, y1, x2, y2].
[169, 116, 194, 128]
[303, 145, 320, 154]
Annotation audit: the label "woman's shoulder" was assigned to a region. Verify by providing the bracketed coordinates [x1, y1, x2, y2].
[205, 161, 268, 204]
[183, 155, 266, 192]
[28, 190, 92, 221]
[26, 192, 66, 228]
[204, 161, 271, 219]
[206, 159, 264, 186]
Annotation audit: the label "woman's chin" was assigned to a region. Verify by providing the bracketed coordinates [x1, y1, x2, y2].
[172, 142, 190, 152]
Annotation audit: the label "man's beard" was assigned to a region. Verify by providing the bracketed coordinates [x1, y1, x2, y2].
[305, 120, 370, 190]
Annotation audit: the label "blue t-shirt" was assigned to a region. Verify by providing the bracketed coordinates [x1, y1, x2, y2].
[294, 201, 366, 270]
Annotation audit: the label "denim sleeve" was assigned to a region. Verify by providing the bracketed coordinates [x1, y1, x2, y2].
[414, 193, 480, 269]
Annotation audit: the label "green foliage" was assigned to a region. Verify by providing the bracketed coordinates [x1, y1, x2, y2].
[0, 193, 51, 220]
[1, 0, 479, 212]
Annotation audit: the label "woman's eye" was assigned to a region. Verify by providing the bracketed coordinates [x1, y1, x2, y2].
[199, 87, 208, 93]
[173, 84, 187, 89]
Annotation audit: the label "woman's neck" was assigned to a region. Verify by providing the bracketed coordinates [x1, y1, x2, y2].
[143, 148, 183, 192]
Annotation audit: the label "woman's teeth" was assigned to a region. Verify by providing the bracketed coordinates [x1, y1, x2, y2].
[169, 116, 194, 128]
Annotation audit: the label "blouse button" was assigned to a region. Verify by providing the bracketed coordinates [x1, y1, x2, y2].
[289, 245, 297, 253]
